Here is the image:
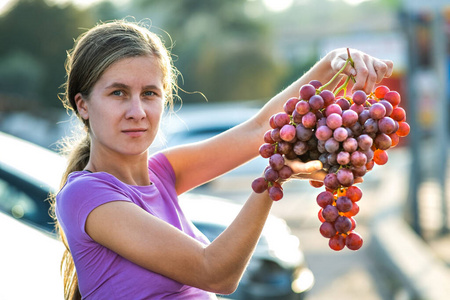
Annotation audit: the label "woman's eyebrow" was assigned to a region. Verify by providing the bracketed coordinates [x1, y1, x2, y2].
[105, 83, 162, 92]
[105, 82, 129, 90]
[143, 85, 163, 91]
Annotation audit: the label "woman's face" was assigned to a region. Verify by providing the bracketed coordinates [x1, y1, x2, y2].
[76, 55, 165, 158]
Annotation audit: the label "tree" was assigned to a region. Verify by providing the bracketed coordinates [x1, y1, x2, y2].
[0, 0, 95, 109]
[132, 0, 288, 103]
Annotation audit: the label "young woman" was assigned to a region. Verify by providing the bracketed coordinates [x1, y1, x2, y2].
[53, 19, 393, 299]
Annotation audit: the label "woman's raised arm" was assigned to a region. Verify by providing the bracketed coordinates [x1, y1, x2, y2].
[164, 48, 393, 194]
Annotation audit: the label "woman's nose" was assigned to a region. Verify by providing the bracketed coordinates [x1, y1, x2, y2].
[125, 96, 146, 120]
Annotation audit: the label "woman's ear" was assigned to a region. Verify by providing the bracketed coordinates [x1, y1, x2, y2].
[75, 93, 89, 120]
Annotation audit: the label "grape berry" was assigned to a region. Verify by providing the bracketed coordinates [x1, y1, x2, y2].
[251, 52, 410, 251]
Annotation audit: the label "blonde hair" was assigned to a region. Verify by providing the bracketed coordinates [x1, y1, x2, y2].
[50, 19, 178, 300]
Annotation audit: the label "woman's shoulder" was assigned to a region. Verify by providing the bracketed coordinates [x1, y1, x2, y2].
[58, 171, 131, 205]
[56, 171, 132, 223]
[65, 170, 120, 190]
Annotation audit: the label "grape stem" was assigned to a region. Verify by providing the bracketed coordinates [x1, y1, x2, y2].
[333, 75, 352, 97]
[346, 48, 355, 68]
[290, 115, 297, 127]
[318, 48, 355, 93]
[318, 59, 350, 93]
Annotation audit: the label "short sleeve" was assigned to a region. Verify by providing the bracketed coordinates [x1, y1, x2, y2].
[148, 152, 176, 188]
[56, 173, 132, 241]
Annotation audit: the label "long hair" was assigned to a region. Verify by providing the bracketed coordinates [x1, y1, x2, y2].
[49, 19, 178, 300]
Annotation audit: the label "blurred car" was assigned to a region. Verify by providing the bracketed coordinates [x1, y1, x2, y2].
[0, 130, 314, 299]
[153, 102, 270, 191]
[0, 131, 66, 299]
[180, 193, 314, 299]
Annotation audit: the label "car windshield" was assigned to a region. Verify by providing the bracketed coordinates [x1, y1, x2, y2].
[0, 168, 54, 232]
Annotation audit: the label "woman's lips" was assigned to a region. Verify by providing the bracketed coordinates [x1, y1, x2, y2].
[122, 129, 147, 137]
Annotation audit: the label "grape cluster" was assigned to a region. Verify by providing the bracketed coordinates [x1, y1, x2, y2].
[252, 75, 410, 251]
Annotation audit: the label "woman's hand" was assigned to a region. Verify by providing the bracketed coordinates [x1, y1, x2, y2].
[327, 48, 394, 94]
[281, 158, 363, 185]
[282, 159, 326, 182]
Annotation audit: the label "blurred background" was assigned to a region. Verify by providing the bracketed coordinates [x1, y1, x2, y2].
[0, 0, 449, 299]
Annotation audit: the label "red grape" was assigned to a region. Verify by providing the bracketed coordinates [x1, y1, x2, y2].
[346, 232, 363, 250]
[342, 109, 358, 127]
[396, 121, 410, 137]
[346, 186, 362, 202]
[373, 149, 388, 165]
[326, 113, 343, 129]
[284, 97, 299, 115]
[309, 95, 325, 111]
[384, 90, 401, 106]
[302, 111, 317, 128]
[295, 100, 310, 115]
[329, 234, 346, 251]
[320, 90, 335, 106]
[269, 186, 283, 201]
[280, 124, 296, 142]
[352, 90, 367, 105]
[269, 153, 285, 171]
[334, 216, 352, 233]
[251, 64, 408, 251]
[336, 196, 353, 212]
[299, 84, 316, 100]
[316, 191, 334, 208]
[320, 222, 337, 238]
[315, 125, 333, 141]
[369, 103, 386, 120]
[252, 177, 268, 193]
[374, 85, 389, 99]
[391, 107, 406, 122]
[322, 205, 339, 222]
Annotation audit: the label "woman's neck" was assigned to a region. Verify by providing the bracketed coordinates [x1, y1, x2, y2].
[85, 151, 151, 186]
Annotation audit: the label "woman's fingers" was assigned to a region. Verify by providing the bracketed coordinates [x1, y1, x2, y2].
[334, 49, 394, 94]
[285, 159, 322, 175]
[291, 169, 327, 182]
[355, 177, 364, 184]
[283, 158, 364, 185]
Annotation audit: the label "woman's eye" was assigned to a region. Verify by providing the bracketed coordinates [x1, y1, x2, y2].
[112, 90, 123, 96]
[144, 91, 156, 97]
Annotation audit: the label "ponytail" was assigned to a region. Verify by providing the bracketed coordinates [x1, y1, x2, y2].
[50, 133, 90, 300]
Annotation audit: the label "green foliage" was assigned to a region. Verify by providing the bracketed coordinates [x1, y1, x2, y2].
[0, 51, 44, 96]
[0, 0, 398, 111]
[0, 0, 95, 108]
[136, 0, 288, 103]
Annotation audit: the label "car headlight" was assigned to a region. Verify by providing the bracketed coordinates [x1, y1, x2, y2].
[267, 235, 303, 268]
[291, 267, 315, 294]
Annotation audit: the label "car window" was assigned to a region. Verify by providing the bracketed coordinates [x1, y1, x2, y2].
[0, 178, 38, 218]
[193, 222, 225, 242]
[0, 169, 54, 232]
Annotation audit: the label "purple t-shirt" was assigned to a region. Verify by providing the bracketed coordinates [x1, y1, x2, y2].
[56, 152, 216, 299]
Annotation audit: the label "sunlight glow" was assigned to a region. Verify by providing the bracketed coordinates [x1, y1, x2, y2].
[343, 0, 371, 5]
[0, 0, 15, 15]
[46, 0, 104, 8]
[0, 0, 118, 13]
[263, 0, 294, 12]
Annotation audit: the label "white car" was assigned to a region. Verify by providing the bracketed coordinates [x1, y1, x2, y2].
[0, 131, 313, 299]
[0, 131, 65, 299]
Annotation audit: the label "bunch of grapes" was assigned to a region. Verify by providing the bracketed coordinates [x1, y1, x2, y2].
[251, 52, 410, 251]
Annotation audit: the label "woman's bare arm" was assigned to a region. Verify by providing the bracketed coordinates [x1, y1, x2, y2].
[164, 48, 393, 194]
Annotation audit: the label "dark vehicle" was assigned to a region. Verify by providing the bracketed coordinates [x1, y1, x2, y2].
[0, 131, 314, 299]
